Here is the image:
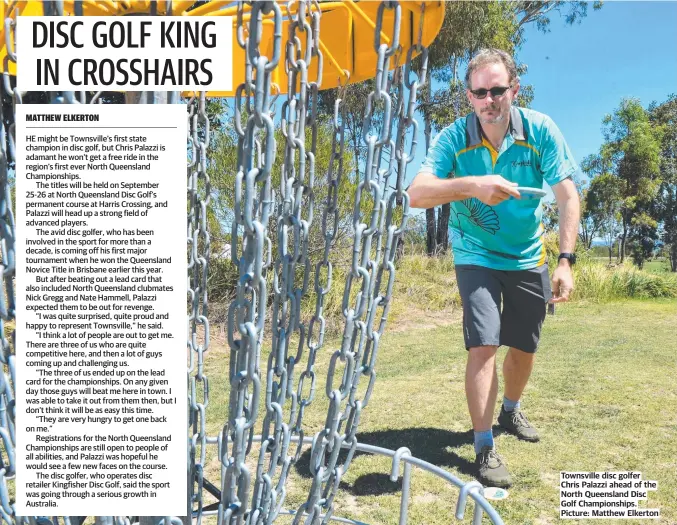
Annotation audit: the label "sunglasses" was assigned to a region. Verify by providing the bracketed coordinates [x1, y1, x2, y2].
[470, 86, 512, 99]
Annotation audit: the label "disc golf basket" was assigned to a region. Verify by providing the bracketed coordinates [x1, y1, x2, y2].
[0, 1, 505, 524]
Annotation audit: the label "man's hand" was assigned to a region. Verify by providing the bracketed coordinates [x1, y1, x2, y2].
[473, 175, 521, 206]
[550, 261, 574, 303]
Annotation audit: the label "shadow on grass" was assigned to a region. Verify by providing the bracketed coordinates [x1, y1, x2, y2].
[294, 426, 506, 496]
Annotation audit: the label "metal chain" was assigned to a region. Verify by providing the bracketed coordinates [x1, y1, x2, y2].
[0, 2, 429, 524]
[222, 2, 280, 524]
[293, 2, 426, 524]
[0, 3, 182, 525]
[188, 91, 211, 525]
[248, 2, 323, 523]
[225, 1, 426, 524]
[1, 3, 85, 525]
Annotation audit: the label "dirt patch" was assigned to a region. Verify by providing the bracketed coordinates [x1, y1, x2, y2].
[340, 493, 362, 515]
[534, 515, 557, 525]
[413, 492, 439, 504]
[540, 471, 559, 488]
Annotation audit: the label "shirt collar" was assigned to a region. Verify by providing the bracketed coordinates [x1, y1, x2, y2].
[465, 106, 525, 147]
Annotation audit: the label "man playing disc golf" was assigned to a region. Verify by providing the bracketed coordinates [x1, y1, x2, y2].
[409, 48, 580, 488]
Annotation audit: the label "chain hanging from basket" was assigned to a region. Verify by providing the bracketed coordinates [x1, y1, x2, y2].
[221, 1, 427, 524]
[0, 1, 429, 524]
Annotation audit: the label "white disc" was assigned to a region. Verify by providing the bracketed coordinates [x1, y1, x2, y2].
[483, 487, 509, 500]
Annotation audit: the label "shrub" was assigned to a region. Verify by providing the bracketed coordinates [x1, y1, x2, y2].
[574, 259, 677, 301]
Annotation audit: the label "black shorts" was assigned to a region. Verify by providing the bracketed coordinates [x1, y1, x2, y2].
[455, 264, 552, 353]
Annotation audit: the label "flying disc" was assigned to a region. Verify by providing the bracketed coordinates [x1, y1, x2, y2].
[483, 487, 510, 500]
[515, 187, 546, 199]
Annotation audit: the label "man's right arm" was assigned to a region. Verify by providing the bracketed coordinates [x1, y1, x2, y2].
[409, 172, 521, 208]
[408, 172, 476, 208]
[411, 125, 520, 208]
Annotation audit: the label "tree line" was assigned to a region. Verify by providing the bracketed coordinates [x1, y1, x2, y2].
[578, 95, 676, 270]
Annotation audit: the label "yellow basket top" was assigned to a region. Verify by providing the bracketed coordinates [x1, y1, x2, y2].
[0, 0, 444, 95]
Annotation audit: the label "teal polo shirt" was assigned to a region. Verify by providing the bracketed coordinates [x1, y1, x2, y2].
[420, 106, 578, 270]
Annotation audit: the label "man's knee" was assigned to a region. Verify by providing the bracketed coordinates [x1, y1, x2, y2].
[468, 345, 498, 364]
[506, 346, 536, 363]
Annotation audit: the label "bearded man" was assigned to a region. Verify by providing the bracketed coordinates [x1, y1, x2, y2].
[409, 48, 580, 488]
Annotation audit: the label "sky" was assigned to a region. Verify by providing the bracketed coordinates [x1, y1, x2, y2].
[518, 1, 677, 168]
[405, 1, 677, 196]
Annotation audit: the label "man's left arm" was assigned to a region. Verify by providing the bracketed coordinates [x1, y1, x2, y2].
[550, 178, 580, 303]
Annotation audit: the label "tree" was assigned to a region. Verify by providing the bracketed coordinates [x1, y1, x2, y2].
[649, 94, 677, 271]
[629, 211, 659, 269]
[580, 152, 623, 258]
[579, 188, 602, 250]
[599, 98, 664, 263]
[585, 172, 622, 261]
[317, 80, 375, 182]
[513, 1, 603, 32]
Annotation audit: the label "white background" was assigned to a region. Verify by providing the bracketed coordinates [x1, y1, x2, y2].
[17, 17, 232, 91]
[16, 104, 187, 515]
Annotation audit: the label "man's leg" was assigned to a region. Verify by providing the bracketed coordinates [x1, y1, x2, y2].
[456, 266, 511, 487]
[455, 265, 502, 441]
[502, 346, 535, 403]
[498, 347, 540, 441]
[467, 345, 511, 487]
[466, 345, 499, 433]
[498, 264, 551, 441]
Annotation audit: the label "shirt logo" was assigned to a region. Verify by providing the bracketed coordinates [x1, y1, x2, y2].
[511, 160, 531, 168]
[452, 198, 500, 238]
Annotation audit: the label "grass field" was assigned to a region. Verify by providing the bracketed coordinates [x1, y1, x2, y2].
[643, 259, 673, 274]
[591, 257, 674, 275]
[202, 299, 677, 524]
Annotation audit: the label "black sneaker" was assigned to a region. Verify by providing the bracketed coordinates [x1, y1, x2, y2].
[475, 446, 512, 488]
[498, 406, 540, 442]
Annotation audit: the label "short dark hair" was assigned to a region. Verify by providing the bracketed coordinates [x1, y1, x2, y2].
[465, 49, 518, 89]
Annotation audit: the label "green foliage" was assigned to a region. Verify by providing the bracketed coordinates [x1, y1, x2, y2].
[294, 244, 461, 336]
[629, 212, 659, 269]
[578, 188, 602, 250]
[643, 258, 672, 275]
[587, 244, 616, 258]
[534, 232, 676, 301]
[584, 97, 666, 265]
[542, 201, 559, 233]
[581, 172, 622, 254]
[420, 1, 601, 133]
[317, 80, 374, 180]
[421, 2, 524, 133]
[602, 100, 664, 206]
[515, 1, 603, 33]
[206, 257, 240, 312]
[389, 251, 460, 312]
[298, 248, 677, 336]
[206, 107, 360, 316]
[426, 2, 519, 73]
[649, 94, 677, 271]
